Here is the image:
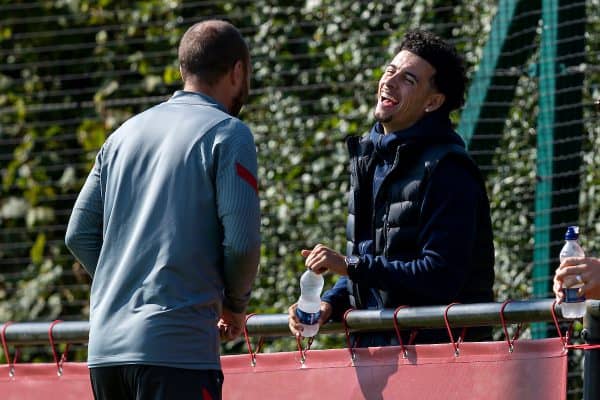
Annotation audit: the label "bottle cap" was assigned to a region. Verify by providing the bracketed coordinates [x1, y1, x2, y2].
[565, 226, 579, 240]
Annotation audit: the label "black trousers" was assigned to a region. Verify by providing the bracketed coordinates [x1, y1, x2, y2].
[89, 365, 223, 400]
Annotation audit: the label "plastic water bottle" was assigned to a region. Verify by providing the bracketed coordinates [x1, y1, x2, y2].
[559, 226, 586, 318]
[295, 270, 324, 337]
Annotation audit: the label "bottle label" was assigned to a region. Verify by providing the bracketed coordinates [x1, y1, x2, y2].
[296, 308, 321, 325]
[563, 288, 585, 303]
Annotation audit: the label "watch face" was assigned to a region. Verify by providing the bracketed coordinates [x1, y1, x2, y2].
[346, 255, 359, 266]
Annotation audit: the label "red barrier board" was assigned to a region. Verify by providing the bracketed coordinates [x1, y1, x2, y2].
[221, 338, 567, 400]
[0, 338, 567, 399]
[0, 363, 92, 400]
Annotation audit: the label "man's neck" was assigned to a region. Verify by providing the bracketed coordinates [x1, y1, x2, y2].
[183, 80, 231, 113]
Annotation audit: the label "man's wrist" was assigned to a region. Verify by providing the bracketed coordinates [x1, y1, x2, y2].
[345, 255, 361, 278]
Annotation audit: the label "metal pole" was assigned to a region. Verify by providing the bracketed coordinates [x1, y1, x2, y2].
[2, 299, 590, 345]
[583, 301, 600, 400]
[244, 299, 574, 336]
[2, 321, 90, 346]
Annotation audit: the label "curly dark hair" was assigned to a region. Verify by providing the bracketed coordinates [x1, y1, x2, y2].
[396, 30, 466, 115]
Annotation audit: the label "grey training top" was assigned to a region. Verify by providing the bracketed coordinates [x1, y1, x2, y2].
[65, 91, 260, 370]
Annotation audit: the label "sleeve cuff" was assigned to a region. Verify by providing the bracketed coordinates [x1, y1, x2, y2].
[347, 254, 370, 281]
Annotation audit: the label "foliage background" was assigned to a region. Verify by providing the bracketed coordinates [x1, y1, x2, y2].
[0, 0, 598, 396]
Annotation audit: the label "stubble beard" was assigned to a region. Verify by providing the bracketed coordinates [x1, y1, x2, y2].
[230, 89, 244, 117]
[230, 77, 249, 118]
[374, 108, 392, 123]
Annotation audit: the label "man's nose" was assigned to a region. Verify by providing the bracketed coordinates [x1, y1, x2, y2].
[382, 78, 396, 89]
[383, 72, 400, 87]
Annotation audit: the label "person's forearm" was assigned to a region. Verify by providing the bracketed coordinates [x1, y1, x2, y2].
[222, 241, 260, 313]
[65, 148, 104, 277]
[219, 174, 260, 312]
[351, 252, 466, 302]
[321, 277, 351, 320]
[65, 207, 103, 276]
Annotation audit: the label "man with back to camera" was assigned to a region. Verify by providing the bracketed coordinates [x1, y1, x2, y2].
[289, 30, 495, 345]
[65, 20, 260, 400]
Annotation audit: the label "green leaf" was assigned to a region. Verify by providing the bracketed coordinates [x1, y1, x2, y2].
[30, 233, 47, 266]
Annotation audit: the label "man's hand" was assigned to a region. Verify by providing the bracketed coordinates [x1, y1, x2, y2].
[301, 244, 347, 276]
[217, 307, 245, 341]
[554, 257, 600, 301]
[288, 301, 332, 337]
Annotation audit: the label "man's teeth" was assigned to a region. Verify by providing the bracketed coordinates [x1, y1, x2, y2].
[381, 96, 397, 105]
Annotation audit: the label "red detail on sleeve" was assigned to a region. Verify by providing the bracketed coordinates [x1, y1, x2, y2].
[235, 162, 258, 194]
[202, 388, 213, 400]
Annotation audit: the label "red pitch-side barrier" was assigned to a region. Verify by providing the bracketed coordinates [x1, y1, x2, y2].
[0, 338, 567, 400]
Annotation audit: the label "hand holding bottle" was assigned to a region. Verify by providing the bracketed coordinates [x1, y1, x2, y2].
[554, 256, 600, 301]
[556, 226, 586, 318]
[291, 269, 325, 337]
[288, 301, 332, 338]
[301, 244, 348, 276]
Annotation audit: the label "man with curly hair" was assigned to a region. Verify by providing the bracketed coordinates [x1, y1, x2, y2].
[289, 30, 495, 345]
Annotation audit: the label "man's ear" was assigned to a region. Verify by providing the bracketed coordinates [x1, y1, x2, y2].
[424, 92, 445, 113]
[179, 65, 185, 82]
[230, 60, 245, 86]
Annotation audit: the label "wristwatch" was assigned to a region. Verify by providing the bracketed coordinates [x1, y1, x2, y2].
[345, 255, 360, 275]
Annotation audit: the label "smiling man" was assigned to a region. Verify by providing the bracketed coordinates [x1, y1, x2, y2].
[289, 30, 495, 345]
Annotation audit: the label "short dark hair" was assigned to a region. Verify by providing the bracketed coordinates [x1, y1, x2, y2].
[397, 30, 466, 114]
[178, 20, 249, 86]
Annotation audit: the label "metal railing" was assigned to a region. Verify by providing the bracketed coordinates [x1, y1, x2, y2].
[2, 299, 600, 399]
